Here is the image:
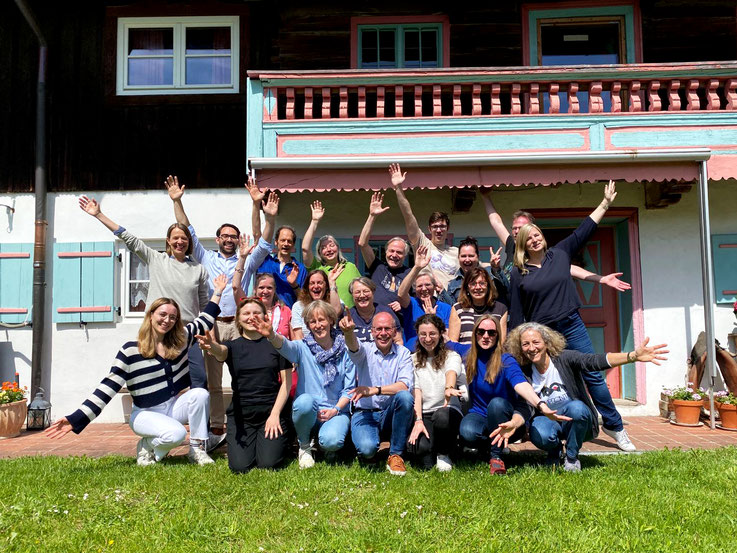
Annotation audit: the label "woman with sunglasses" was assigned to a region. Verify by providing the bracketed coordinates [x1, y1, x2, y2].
[449, 315, 567, 475]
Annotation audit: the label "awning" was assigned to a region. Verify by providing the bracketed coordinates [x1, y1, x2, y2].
[249, 148, 711, 192]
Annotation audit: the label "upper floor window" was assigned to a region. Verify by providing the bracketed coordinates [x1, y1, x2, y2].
[351, 16, 450, 69]
[116, 16, 239, 96]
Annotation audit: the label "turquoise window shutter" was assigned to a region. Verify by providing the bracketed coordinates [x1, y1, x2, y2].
[339, 238, 356, 264]
[53, 242, 116, 323]
[294, 238, 303, 264]
[712, 234, 737, 304]
[0, 243, 33, 323]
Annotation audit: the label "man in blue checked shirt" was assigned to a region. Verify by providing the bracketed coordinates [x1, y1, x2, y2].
[167, 175, 276, 450]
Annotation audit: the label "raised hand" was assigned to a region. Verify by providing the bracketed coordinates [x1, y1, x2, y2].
[603, 179, 617, 206]
[388, 301, 402, 313]
[253, 313, 274, 338]
[165, 175, 184, 201]
[328, 262, 345, 284]
[45, 417, 73, 440]
[634, 337, 669, 365]
[310, 200, 325, 222]
[79, 195, 101, 217]
[263, 191, 280, 217]
[339, 311, 356, 334]
[369, 192, 390, 217]
[600, 272, 631, 292]
[245, 175, 265, 204]
[414, 244, 431, 269]
[421, 296, 436, 315]
[196, 329, 217, 352]
[213, 273, 227, 294]
[388, 163, 406, 188]
[490, 246, 503, 270]
[286, 262, 300, 286]
[238, 233, 255, 257]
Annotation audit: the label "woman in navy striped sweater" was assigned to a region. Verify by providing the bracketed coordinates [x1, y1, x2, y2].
[46, 275, 227, 466]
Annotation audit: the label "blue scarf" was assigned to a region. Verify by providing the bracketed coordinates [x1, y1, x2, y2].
[304, 328, 346, 387]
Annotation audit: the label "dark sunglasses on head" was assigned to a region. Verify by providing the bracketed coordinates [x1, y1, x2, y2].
[475, 328, 498, 337]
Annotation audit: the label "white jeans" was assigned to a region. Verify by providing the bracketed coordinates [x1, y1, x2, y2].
[129, 388, 209, 461]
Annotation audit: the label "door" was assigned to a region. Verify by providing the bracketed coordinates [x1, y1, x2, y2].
[544, 226, 622, 398]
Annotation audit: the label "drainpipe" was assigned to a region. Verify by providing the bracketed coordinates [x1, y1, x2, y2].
[15, 0, 48, 398]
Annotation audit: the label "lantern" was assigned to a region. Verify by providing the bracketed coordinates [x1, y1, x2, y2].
[26, 387, 51, 430]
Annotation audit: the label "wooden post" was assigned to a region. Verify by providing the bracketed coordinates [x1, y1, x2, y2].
[286, 87, 295, 120]
[647, 81, 661, 112]
[472, 84, 481, 116]
[358, 86, 366, 118]
[511, 83, 521, 115]
[668, 80, 681, 111]
[726, 79, 737, 110]
[304, 87, 313, 119]
[339, 86, 348, 118]
[611, 81, 622, 113]
[589, 81, 603, 113]
[568, 82, 579, 114]
[321, 87, 331, 119]
[395, 85, 404, 117]
[491, 83, 501, 115]
[377, 86, 385, 117]
[629, 81, 642, 112]
[706, 79, 720, 110]
[433, 84, 442, 116]
[453, 84, 462, 116]
[686, 80, 700, 111]
[549, 83, 560, 114]
[414, 85, 423, 117]
[527, 83, 540, 114]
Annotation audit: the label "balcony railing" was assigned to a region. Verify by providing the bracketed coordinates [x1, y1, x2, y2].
[249, 61, 737, 121]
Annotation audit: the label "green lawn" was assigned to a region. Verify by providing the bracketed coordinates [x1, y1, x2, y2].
[1, 448, 736, 553]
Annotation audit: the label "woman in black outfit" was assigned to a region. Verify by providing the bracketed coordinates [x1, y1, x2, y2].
[198, 297, 292, 472]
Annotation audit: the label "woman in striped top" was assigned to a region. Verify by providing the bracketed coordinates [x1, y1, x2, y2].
[46, 275, 227, 467]
[448, 267, 508, 345]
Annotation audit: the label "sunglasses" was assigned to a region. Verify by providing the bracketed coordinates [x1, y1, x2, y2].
[475, 328, 498, 337]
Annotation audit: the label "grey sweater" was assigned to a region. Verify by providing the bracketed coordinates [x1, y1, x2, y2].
[116, 228, 209, 323]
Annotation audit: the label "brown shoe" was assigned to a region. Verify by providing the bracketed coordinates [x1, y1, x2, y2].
[386, 454, 407, 476]
[489, 457, 507, 475]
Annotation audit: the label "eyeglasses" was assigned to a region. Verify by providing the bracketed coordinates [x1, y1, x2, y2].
[219, 234, 238, 240]
[475, 328, 498, 337]
[429, 224, 448, 230]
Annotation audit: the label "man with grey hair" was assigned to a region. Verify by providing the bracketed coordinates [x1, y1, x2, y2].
[358, 192, 412, 312]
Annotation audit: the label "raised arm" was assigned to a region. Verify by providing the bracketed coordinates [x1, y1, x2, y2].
[246, 175, 265, 242]
[397, 244, 430, 308]
[590, 180, 617, 224]
[389, 164, 423, 247]
[570, 265, 632, 292]
[165, 175, 190, 226]
[327, 263, 346, 315]
[605, 338, 669, 367]
[479, 189, 511, 245]
[261, 191, 279, 244]
[79, 196, 120, 233]
[232, 234, 255, 304]
[301, 200, 324, 267]
[197, 329, 228, 363]
[339, 311, 360, 353]
[359, 192, 390, 267]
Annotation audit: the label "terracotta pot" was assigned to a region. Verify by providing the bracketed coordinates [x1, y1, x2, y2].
[0, 399, 27, 438]
[672, 399, 702, 425]
[717, 403, 737, 429]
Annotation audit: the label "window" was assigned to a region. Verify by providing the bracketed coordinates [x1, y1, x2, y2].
[351, 16, 449, 69]
[116, 16, 239, 95]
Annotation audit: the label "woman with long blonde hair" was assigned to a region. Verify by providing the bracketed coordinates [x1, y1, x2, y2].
[46, 276, 227, 467]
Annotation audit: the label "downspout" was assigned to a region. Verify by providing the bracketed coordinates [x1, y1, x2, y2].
[697, 161, 717, 430]
[15, 0, 48, 397]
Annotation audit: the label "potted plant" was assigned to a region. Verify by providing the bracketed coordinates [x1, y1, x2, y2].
[715, 391, 737, 429]
[663, 385, 703, 425]
[0, 381, 28, 438]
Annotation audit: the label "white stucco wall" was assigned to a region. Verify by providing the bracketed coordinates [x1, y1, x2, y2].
[1, 178, 735, 422]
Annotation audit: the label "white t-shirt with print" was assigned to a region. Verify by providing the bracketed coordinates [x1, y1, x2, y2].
[416, 234, 459, 289]
[531, 360, 571, 408]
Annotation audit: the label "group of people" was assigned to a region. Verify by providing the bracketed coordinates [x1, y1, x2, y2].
[46, 165, 669, 476]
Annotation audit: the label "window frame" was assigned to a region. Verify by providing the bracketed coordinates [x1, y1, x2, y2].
[116, 15, 240, 96]
[350, 15, 450, 69]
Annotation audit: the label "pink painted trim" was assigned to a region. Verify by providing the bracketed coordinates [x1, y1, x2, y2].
[0, 252, 30, 259]
[57, 306, 112, 313]
[57, 251, 112, 258]
[627, 210, 646, 404]
[521, 1, 642, 65]
[0, 308, 28, 314]
[723, 289, 737, 294]
[719, 244, 737, 248]
[350, 15, 451, 69]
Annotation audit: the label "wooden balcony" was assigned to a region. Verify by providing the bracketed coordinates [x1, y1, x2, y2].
[249, 61, 737, 121]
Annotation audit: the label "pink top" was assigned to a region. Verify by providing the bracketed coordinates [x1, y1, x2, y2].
[270, 304, 292, 338]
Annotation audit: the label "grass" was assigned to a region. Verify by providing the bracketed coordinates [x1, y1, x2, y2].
[1, 448, 736, 553]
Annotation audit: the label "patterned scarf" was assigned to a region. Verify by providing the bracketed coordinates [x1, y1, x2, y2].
[304, 328, 346, 387]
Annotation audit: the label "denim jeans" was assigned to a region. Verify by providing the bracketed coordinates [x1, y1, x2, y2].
[292, 393, 350, 452]
[529, 399, 594, 460]
[459, 397, 525, 459]
[351, 390, 414, 457]
[549, 312, 624, 432]
[188, 343, 207, 389]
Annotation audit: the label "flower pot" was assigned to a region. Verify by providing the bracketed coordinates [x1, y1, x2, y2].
[717, 403, 737, 429]
[0, 399, 27, 438]
[672, 399, 702, 425]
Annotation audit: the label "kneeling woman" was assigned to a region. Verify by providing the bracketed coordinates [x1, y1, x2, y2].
[505, 322, 667, 471]
[450, 315, 565, 475]
[198, 297, 292, 473]
[256, 300, 356, 469]
[407, 314, 466, 472]
[45, 275, 227, 466]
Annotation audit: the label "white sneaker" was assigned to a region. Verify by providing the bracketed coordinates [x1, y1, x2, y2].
[188, 443, 215, 465]
[298, 441, 316, 469]
[206, 431, 227, 453]
[603, 427, 636, 452]
[136, 438, 156, 467]
[435, 454, 453, 472]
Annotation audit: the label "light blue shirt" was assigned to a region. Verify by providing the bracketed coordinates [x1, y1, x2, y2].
[349, 342, 414, 410]
[276, 338, 356, 412]
[188, 226, 271, 317]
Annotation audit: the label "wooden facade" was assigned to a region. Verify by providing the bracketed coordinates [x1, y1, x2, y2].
[1, 0, 737, 192]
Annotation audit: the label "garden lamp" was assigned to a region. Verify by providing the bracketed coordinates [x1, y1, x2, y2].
[26, 387, 51, 430]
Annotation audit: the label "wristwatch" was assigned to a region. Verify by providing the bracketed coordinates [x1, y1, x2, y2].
[535, 400, 547, 412]
[377, 386, 382, 396]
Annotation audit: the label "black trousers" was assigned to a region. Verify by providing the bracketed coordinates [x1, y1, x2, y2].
[406, 407, 462, 469]
[226, 402, 291, 473]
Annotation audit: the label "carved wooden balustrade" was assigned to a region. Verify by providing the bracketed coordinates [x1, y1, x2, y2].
[251, 62, 737, 121]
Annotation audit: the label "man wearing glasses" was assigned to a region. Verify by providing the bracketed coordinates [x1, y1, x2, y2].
[389, 163, 460, 291]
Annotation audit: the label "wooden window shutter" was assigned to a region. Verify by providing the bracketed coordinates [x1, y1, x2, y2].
[0, 243, 33, 323]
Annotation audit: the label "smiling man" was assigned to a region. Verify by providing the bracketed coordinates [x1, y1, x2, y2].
[344, 311, 414, 476]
